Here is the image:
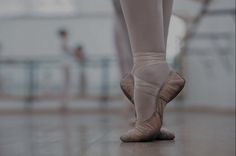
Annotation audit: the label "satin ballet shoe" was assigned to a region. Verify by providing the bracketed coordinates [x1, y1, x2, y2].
[120, 62, 171, 142]
[121, 125, 175, 142]
[127, 105, 175, 140]
[120, 71, 185, 106]
[120, 112, 161, 142]
[128, 118, 175, 140]
[120, 71, 185, 142]
[120, 71, 185, 121]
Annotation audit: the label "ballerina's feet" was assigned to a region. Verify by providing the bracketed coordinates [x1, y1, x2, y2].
[120, 112, 162, 142]
[127, 115, 175, 141]
[121, 109, 175, 142]
[120, 53, 185, 142]
[120, 56, 171, 142]
[120, 71, 185, 106]
[120, 71, 185, 142]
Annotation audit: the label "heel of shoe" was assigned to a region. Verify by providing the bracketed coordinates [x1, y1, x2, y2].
[159, 72, 185, 103]
[120, 73, 134, 104]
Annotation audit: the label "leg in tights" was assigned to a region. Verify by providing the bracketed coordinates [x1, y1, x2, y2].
[120, 0, 171, 142]
[113, 0, 133, 76]
[114, 0, 177, 141]
[163, 0, 173, 47]
[113, 0, 173, 75]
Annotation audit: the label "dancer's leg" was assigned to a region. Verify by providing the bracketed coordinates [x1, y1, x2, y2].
[163, 0, 173, 47]
[120, 0, 165, 54]
[114, 0, 179, 141]
[120, 0, 170, 142]
[119, 0, 186, 142]
[114, 0, 173, 72]
[119, 0, 176, 115]
[113, 0, 133, 76]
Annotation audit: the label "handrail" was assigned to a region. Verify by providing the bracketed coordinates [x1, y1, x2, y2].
[0, 57, 120, 108]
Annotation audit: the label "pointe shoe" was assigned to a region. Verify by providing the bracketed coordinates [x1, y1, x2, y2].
[128, 104, 175, 140]
[120, 71, 185, 106]
[120, 113, 175, 142]
[128, 120, 175, 140]
[121, 71, 185, 120]
[121, 61, 172, 142]
[120, 71, 185, 141]
[120, 112, 161, 142]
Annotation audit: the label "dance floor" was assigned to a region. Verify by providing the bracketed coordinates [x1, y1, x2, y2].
[0, 109, 234, 156]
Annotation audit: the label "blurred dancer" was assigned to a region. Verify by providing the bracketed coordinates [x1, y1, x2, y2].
[58, 29, 73, 110]
[118, 0, 186, 142]
[74, 45, 87, 97]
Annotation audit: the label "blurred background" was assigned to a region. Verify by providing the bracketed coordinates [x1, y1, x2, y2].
[0, 0, 235, 156]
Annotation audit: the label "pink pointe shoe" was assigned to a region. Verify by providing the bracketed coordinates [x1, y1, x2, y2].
[120, 71, 185, 142]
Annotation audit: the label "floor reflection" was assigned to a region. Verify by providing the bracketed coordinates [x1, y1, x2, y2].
[0, 111, 234, 156]
[120, 141, 176, 156]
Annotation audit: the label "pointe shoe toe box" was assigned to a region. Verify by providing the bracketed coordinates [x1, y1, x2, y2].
[120, 128, 157, 142]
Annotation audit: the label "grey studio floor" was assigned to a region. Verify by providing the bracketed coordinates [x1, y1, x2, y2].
[0, 103, 235, 156]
